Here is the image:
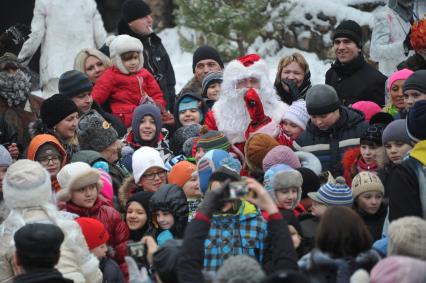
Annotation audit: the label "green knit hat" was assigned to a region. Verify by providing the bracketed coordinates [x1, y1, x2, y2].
[196, 129, 230, 152]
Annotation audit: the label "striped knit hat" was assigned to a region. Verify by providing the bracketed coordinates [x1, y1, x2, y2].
[308, 175, 352, 206]
[196, 130, 230, 152]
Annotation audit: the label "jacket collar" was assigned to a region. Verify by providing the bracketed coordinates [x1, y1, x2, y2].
[332, 54, 366, 77]
[410, 140, 426, 166]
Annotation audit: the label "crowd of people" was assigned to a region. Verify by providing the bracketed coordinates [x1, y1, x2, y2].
[1, 0, 426, 282]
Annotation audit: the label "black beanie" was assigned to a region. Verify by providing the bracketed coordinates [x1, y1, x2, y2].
[41, 94, 78, 129]
[403, 70, 426, 94]
[58, 70, 93, 98]
[122, 0, 152, 24]
[407, 100, 426, 142]
[360, 123, 385, 145]
[192, 46, 224, 73]
[305, 84, 341, 115]
[333, 20, 363, 48]
[296, 167, 320, 199]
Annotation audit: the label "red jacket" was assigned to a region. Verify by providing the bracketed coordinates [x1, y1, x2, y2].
[65, 197, 129, 278]
[92, 66, 166, 127]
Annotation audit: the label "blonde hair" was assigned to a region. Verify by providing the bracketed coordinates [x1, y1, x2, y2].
[275, 52, 310, 83]
[74, 48, 112, 74]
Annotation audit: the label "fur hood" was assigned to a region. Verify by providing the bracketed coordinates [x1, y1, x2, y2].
[118, 175, 139, 210]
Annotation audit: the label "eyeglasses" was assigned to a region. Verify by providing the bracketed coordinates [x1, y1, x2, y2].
[142, 170, 166, 180]
[38, 155, 61, 165]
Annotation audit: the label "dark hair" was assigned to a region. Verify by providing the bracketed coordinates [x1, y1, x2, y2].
[315, 206, 372, 258]
[121, 51, 139, 61]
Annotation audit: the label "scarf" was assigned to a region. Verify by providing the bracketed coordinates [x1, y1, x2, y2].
[0, 69, 31, 107]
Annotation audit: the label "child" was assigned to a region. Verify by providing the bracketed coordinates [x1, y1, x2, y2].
[92, 34, 166, 128]
[57, 162, 129, 277]
[76, 217, 125, 283]
[149, 184, 188, 246]
[126, 191, 153, 242]
[174, 92, 206, 128]
[201, 71, 223, 109]
[279, 100, 309, 146]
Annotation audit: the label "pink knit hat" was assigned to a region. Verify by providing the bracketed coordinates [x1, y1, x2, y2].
[351, 101, 381, 122]
[262, 145, 301, 172]
[99, 169, 113, 202]
[388, 69, 414, 91]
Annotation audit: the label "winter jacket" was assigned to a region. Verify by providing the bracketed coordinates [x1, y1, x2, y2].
[13, 269, 73, 283]
[0, 205, 102, 283]
[298, 248, 380, 283]
[353, 202, 387, 242]
[92, 66, 166, 128]
[92, 101, 127, 138]
[293, 107, 368, 177]
[325, 55, 386, 107]
[18, 0, 107, 97]
[174, 92, 208, 128]
[180, 77, 203, 97]
[118, 21, 176, 112]
[64, 197, 129, 277]
[297, 213, 320, 257]
[0, 115, 17, 146]
[388, 140, 426, 221]
[204, 200, 268, 271]
[100, 257, 126, 283]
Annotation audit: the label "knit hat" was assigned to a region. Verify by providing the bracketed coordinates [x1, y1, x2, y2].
[126, 191, 153, 241]
[132, 146, 168, 184]
[305, 84, 341, 115]
[192, 46, 224, 73]
[283, 100, 310, 130]
[56, 162, 102, 202]
[121, 0, 152, 23]
[201, 71, 223, 97]
[262, 145, 301, 172]
[263, 164, 292, 193]
[308, 175, 352, 206]
[109, 34, 144, 74]
[382, 119, 411, 145]
[77, 110, 118, 152]
[40, 94, 78, 128]
[196, 129, 230, 152]
[407, 100, 426, 142]
[178, 96, 200, 112]
[360, 123, 385, 146]
[403, 70, 426, 94]
[410, 18, 426, 52]
[388, 216, 426, 260]
[168, 161, 196, 188]
[351, 101, 382, 122]
[58, 70, 93, 98]
[0, 144, 12, 167]
[164, 155, 186, 171]
[369, 112, 394, 126]
[333, 20, 363, 48]
[296, 167, 320, 199]
[388, 69, 414, 92]
[370, 256, 426, 283]
[14, 223, 64, 261]
[216, 255, 266, 283]
[3, 159, 52, 209]
[132, 104, 162, 145]
[197, 149, 241, 195]
[183, 137, 197, 158]
[245, 133, 279, 174]
[170, 124, 201, 155]
[351, 171, 385, 200]
[76, 217, 110, 250]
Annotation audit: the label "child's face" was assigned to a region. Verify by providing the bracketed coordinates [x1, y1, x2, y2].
[207, 82, 221, 101]
[195, 147, 205, 162]
[288, 225, 301, 249]
[275, 187, 298, 210]
[123, 52, 140, 74]
[311, 200, 327, 217]
[282, 119, 303, 139]
[357, 191, 383, 215]
[179, 109, 201, 126]
[138, 115, 156, 142]
[384, 141, 412, 164]
[91, 243, 108, 259]
[138, 167, 167, 193]
[154, 210, 174, 230]
[71, 184, 98, 208]
[182, 174, 201, 199]
[360, 143, 382, 165]
[126, 201, 148, 231]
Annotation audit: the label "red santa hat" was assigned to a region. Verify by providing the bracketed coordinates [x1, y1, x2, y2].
[222, 53, 269, 86]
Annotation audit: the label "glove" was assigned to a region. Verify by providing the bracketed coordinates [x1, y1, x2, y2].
[125, 256, 151, 283]
[244, 88, 272, 139]
[281, 79, 301, 101]
[198, 184, 227, 218]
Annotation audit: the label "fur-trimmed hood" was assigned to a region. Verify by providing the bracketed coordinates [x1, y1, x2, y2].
[109, 34, 144, 75]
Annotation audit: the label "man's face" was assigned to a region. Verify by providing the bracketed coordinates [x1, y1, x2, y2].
[194, 59, 222, 82]
[128, 15, 153, 37]
[333, 37, 361, 64]
[310, 109, 341, 131]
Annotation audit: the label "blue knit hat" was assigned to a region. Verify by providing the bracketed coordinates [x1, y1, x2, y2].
[308, 176, 352, 206]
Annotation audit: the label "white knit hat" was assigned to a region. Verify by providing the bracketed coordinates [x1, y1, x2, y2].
[3, 159, 52, 209]
[0, 144, 12, 167]
[132, 146, 168, 183]
[56, 162, 102, 202]
[283, 100, 310, 130]
[109, 34, 144, 74]
[388, 216, 426, 260]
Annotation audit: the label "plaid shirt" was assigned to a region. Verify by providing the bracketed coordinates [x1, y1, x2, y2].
[203, 201, 267, 271]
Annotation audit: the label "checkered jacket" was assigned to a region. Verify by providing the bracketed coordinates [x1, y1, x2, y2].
[203, 201, 267, 271]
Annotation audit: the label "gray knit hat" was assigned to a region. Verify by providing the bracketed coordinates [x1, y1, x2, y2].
[382, 119, 411, 145]
[58, 70, 93, 98]
[388, 216, 426, 260]
[0, 145, 12, 167]
[77, 110, 118, 152]
[216, 255, 266, 283]
[201, 71, 223, 97]
[305, 84, 341, 115]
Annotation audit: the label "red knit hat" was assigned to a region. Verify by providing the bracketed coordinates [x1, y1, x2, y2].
[76, 217, 109, 250]
[168, 161, 196, 188]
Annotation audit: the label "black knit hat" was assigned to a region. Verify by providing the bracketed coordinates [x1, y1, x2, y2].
[360, 123, 385, 145]
[296, 167, 320, 199]
[403, 70, 426, 94]
[40, 94, 78, 128]
[192, 46, 224, 73]
[333, 20, 363, 48]
[122, 0, 151, 23]
[407, 100, 426, 142]
[305, 84, 341, 115]
[58, 70, 93, 98]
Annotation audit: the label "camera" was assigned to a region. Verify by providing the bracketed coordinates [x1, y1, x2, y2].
[228, 181, 250, 200]
[127, 241, 146, 259]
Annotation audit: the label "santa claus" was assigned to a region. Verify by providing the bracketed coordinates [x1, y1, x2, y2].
[204, 54, 289, 150]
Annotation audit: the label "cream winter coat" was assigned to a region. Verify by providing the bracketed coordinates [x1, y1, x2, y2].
[0, 205, 102, 283]
[18, 0, 107, 98]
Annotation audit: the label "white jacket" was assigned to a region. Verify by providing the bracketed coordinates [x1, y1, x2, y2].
[18, 0, 107, 97]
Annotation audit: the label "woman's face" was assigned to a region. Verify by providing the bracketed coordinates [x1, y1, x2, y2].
[280, 62, 305, 88]
[126, 201, 148, 231]
[384, 141, 412, 164]
[55, 112, 78, 140]
[84, 55, 106, 83]
[357, 191, 383, 214]
[389, 80, 406, 110]
[138, 115, 157, 142]
[360, 144, 381, 165]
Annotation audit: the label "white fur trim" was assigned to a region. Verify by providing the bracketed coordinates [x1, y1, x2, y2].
[248, 120, 279, 138]
[295, 151, 322, 175]
[109, 34, 144, 74]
